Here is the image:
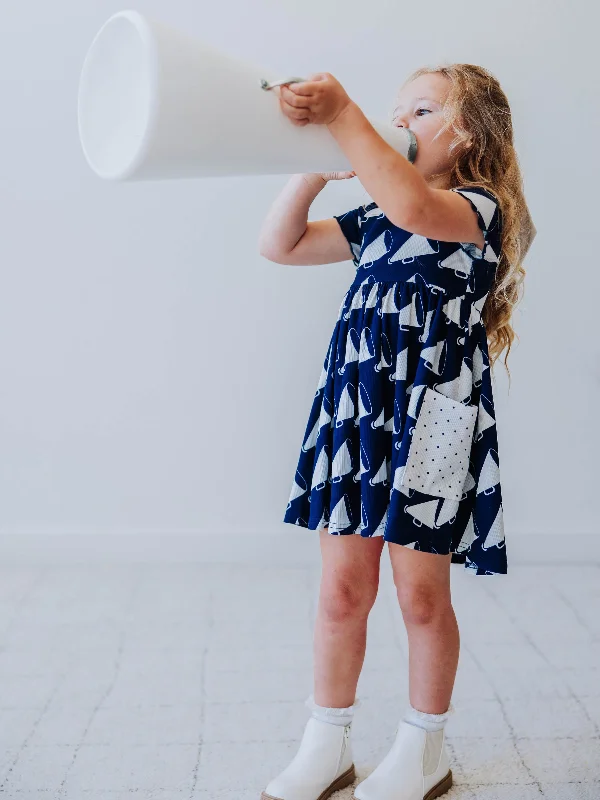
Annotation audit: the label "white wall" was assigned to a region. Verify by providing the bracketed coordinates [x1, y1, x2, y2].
[0, 0, 597, 555]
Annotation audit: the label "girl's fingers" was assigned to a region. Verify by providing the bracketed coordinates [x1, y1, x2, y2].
[280, 95, 310, 116]
[280, 101, 311, 122]
[281, 85, 312, 107]
[280, 96, 313, 119]
[278, 85, 315, 124]
[285, 81, 318, 96]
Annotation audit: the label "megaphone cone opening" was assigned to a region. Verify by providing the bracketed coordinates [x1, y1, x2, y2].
[78, 10, 159, 180]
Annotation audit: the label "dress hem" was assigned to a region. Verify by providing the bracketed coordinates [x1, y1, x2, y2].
[282, 518, 506, 576]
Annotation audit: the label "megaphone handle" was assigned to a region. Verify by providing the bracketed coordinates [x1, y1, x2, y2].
[260, 77, 307, 90]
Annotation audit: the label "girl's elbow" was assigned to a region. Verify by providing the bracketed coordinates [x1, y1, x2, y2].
[259, 242, 287, 263]
[258, 236, 276, 260]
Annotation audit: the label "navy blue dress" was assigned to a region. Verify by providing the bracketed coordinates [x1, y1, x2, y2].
[283, 186, 507, 576]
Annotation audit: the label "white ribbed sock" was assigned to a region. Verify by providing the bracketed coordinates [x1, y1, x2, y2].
[305, 693, 362, 726]
[403, 700, 455, 732]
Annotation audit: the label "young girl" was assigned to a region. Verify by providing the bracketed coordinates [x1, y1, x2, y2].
[258, 64, 535, 800]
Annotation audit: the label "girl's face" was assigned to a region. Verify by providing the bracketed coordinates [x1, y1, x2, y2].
[392, 73, 467, 188]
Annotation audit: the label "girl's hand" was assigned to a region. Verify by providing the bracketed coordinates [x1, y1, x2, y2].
[299, 171, 355, 190]
[276, 74, 353, 126]
[319, 170, 356, 181]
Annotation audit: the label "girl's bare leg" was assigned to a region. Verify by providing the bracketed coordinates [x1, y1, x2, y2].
[313, 529, 385, 707]
[387, 544, 458, 713]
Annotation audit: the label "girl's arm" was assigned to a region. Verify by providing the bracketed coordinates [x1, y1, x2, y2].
[327, 102, 484, 247]
[258, 174, 356, 265]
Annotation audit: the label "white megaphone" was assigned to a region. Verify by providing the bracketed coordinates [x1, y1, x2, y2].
[77, 10, 417, 181]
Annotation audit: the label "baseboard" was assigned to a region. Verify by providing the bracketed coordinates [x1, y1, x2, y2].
[0, 530, 597, 565]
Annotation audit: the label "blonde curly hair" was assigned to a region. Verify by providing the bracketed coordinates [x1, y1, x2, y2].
[396, 63, 535, 382]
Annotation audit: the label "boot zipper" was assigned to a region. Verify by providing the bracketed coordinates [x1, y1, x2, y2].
[336, 725, 350, 776]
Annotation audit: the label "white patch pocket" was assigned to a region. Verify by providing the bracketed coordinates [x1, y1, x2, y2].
[401, 387, 478, 500]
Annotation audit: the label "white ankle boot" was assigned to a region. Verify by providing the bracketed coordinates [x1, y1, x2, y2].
[352, 718, 452, 800]
[261, 712, 356, 800]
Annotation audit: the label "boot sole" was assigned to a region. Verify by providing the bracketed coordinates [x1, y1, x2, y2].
[261, 762, 356, 800]
[351, 768, 452, 800]
[424, 768, 452, 800]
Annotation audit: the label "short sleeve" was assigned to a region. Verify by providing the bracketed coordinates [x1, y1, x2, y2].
[333, 205, 366, 267]
[450, 186, 503, 264]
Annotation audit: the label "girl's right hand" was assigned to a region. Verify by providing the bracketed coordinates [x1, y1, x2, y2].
[319, 170, 356, 181]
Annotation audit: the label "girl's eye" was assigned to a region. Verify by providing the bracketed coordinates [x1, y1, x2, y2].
[416, 108, 431, 116]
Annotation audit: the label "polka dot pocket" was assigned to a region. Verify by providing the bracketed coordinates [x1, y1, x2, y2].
[401, 387, 478, 501]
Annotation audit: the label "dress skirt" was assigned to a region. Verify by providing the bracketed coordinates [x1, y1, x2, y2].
[282, 187, 508, 576]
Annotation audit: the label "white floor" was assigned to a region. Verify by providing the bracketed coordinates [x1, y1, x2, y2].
[0, 557, 599, 799]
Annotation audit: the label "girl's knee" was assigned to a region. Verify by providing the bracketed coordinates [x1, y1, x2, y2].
[396, 583, 450, 626]
[319, 574, 377, 624]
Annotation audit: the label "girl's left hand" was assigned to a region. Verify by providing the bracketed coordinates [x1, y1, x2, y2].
[276, 73, 353, 126]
